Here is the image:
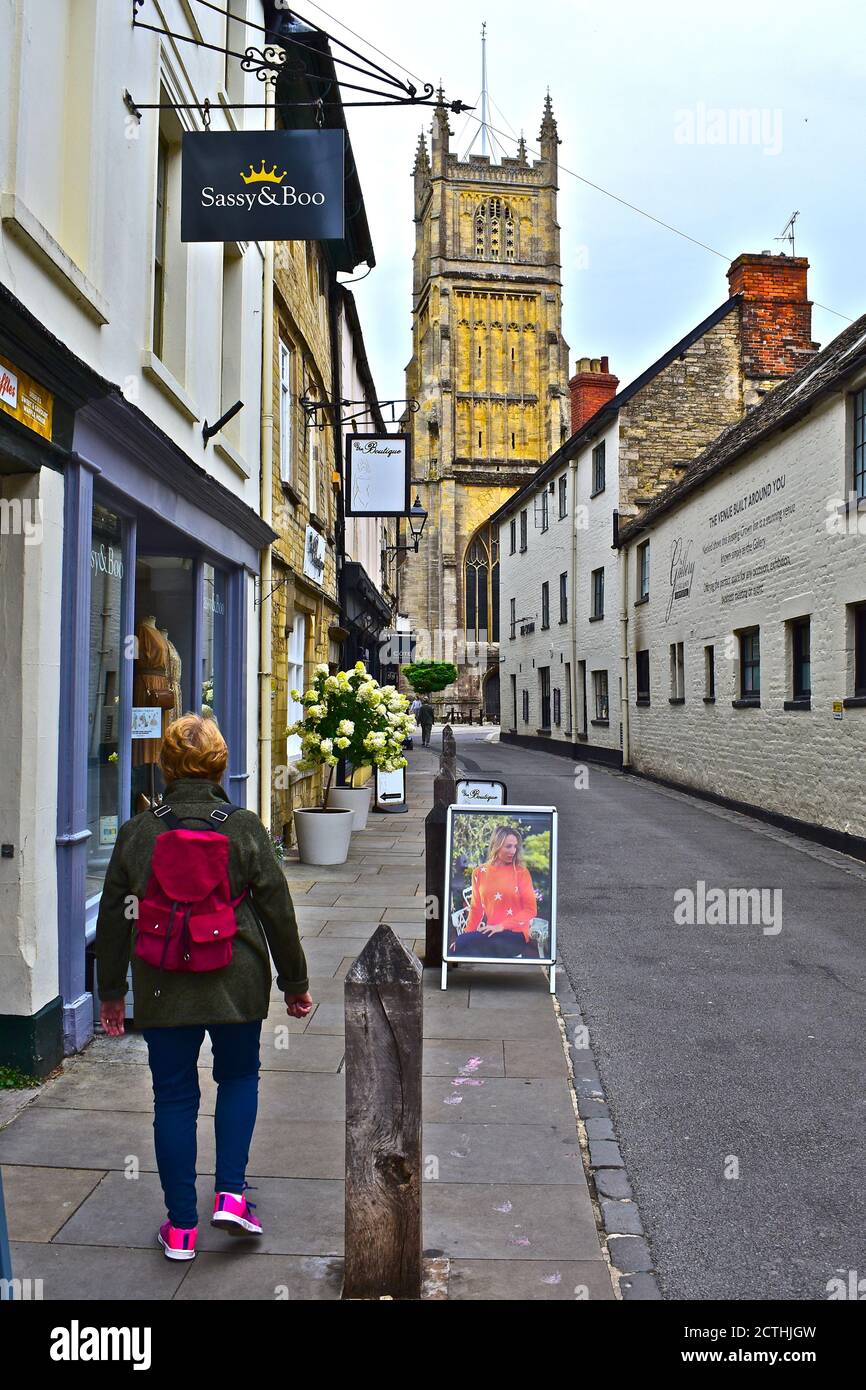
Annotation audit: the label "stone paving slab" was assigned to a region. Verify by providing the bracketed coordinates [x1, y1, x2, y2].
[423, 1122, 585, 1184]
[423, 1183, 600, 1261]
[8, 1240, 190, 1300]
[447, 1258, 615, 1301]
[50, 1171, 345, 1258]
[422, 1076, 576, 1126]
[421, 1040, 506, 1077]
[2, 1164, 104, 1242]
[172, 1251, 344, 1301]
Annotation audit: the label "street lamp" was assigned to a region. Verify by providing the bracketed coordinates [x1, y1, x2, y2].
[383, 495, 429, 556]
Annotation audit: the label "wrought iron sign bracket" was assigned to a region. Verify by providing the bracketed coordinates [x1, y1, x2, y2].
[300, 396, 420, 429]
[130, 0, 471, 112]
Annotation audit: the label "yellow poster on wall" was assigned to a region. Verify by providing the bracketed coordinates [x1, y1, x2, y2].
[0, 353, 53, 440]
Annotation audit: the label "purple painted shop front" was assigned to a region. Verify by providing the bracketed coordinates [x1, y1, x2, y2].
[57, 396, 273, 1053]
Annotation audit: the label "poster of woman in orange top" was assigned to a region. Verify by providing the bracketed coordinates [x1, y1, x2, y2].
[444, 807, 556, 964]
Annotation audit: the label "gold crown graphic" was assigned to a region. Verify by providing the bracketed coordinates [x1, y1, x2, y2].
[240, 160, 287, 185]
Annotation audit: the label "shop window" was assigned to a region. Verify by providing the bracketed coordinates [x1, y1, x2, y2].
[591, 567, 604, 620]
[669, 641, 685, 702]
[202, 564, 228, 727]
[86, 505, 125, 900]
[279, 338, 294, 484]
[637, 540, 650, 601]
[132, 555, 195, 810]
[704, 645, 715, 701]
[636, 649, 650, 705]
[286, 613, 307, 759]
[592, 669, 609, 722]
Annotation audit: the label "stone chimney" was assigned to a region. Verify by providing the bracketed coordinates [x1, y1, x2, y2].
[727, 253, 818, 389]
[568, 356, 620, 435]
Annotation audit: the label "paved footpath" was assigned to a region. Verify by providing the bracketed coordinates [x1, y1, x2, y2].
[0, 741, 614, 1301]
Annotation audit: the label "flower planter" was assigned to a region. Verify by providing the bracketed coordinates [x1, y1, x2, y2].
[293, 807, 354, 865]
[326, 784, 373, 831]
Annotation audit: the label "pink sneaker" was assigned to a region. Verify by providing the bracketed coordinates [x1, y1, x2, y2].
[211, 1186, 262, 1236]
[157, 1219, 198, 1261]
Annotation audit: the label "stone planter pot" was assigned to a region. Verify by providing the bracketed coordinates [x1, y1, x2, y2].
[326, 785, 373, 831]
[293, 807, 354, 865]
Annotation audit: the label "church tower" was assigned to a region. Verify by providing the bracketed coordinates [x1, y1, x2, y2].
[400, 91, 570, 718]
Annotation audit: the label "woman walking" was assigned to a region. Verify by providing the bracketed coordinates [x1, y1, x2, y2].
[95, 714, 311, 1261]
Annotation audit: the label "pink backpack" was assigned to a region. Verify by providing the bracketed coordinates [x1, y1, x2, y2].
[134, 804, 248, 985]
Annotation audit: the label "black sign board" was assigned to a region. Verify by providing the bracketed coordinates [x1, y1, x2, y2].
[181, 130, 345, 243]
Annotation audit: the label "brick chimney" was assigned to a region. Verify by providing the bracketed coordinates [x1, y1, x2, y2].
[727, 253, 818, 385]
[568, 356, 620, 434]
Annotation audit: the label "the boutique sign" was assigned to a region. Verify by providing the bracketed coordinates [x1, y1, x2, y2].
[181, 130, 344, 243]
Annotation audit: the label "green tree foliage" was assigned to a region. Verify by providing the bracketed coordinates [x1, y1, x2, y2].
[403, 660, 458, 695]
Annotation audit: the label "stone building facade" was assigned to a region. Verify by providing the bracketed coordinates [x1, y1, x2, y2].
[399, 94, 571, 719]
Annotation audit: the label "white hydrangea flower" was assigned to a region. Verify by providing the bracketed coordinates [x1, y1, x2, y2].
[337, 719, 355, 736]
[335, 736, 350, 750]
[319, 737, 333, 755]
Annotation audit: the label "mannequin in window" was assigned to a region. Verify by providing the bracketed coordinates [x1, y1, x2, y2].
[160, 627, 183, 724]
[132, 616, 173, 772]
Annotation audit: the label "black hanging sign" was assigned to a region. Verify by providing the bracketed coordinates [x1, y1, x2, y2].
[181, 130, 345, 243]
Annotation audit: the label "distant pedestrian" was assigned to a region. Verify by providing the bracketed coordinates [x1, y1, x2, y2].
[95, 714, 311, 1262]
[409, 696, 422, 725]
[418, 699, 435, 747]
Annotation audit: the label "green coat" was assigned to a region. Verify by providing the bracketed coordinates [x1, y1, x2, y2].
[95, 778, 309, 1030]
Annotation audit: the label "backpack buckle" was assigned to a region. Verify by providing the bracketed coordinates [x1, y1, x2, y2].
[153, 805, 172, 818]
[210, 808, 229, 822]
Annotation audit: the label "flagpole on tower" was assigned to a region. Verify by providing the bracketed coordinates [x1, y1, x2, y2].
[480, 20, 488, 157]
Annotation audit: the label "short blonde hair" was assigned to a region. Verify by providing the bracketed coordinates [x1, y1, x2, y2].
[159, 714, 228, 785]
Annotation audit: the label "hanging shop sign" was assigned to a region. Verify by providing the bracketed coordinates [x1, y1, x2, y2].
[181, 130, 344, 243]
[0, 354, 53, 441]
[345, 434, 411, 517]
[303, 524, 326, 583]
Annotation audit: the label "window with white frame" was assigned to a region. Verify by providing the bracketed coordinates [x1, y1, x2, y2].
[286, 613, 307, 759]
[279, 338, 293, 484]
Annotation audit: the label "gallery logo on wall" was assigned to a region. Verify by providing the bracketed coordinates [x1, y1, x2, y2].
[345, 434, 411, 517]
[665, 537, 696, 622]
[181, 130, 344, 242]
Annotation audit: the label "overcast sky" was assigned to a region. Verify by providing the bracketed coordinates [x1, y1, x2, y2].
[303, 0, 864, 400]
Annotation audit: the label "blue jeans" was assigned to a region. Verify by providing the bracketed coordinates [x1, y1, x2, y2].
[142, 1020, 263, 1229]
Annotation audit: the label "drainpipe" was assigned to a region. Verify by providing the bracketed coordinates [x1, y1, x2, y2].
[617, 518, 631, 769]
[569, 454, 579, 743]
[258, 84, 275, 823]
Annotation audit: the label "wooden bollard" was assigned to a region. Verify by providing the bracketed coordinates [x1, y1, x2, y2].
[344, 925, 423, 1300]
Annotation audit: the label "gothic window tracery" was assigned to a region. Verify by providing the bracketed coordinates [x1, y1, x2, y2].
[474, 199, 515, 261]
[464, 523, 500, 643]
